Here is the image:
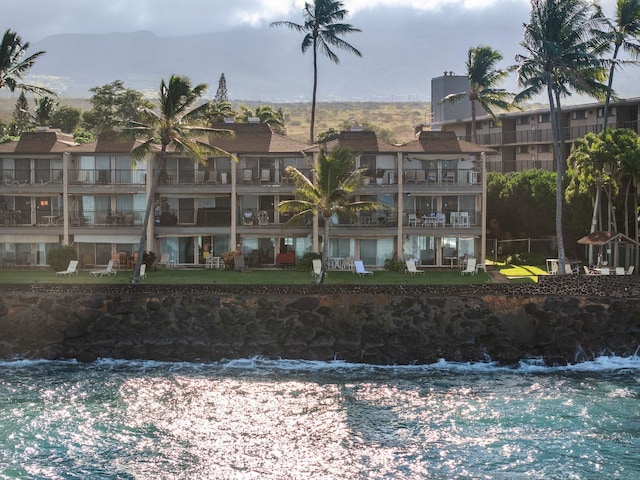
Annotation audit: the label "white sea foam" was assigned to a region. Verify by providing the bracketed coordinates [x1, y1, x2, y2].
[2, 354, 640, 375]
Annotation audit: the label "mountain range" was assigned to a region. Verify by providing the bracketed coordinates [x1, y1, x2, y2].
[20, 8, 640, 103]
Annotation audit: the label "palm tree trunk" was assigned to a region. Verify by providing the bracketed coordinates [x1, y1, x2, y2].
[471, 99, 477, 145]
[602, 44, 620, 131]
[588, 180, 602, 263]
[315, 218, 330, 284]
[309, 40, 319, 144]
[547, 76, 566, 274]
[130, 152, 162, 283]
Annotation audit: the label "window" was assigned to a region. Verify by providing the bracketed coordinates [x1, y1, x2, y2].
[516, 116, 530, 126]
[571, 110, 586, 120]
[518, 145, 530, 154]
[597, 107, 615, 118]
[538, 113, 551, 123]
[538, 144, 551, 153]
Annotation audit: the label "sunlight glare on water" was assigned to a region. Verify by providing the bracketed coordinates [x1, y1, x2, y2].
[0, 357, 639, 479]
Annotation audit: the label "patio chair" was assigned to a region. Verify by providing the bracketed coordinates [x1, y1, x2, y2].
[157, 253, 171, 269]
[461, 258, 477, 276]
[353, 260, 373, 277]
[233, 254, 251, 272]
[195, 170, 206, 184]
[312, 259, 323, 278]
[139, 263, 146, 279]
[243, 169, 253, 183]
[90, 260, 117, 277]
[615, 267, 625, 275]
[405, 260, 425, 275]
[626, 266, 634, 275]
[56, 260, 78, 276]
[407, 213, 418, 227]
[260, 169, 270, 183]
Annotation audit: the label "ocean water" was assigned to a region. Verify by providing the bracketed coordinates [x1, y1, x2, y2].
[0, 357, 639, 480]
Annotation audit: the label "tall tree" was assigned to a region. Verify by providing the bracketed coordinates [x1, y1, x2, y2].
[83, 80, 154, 134]
[0, 29, 54, 95]
[124, 75, 233, 283]
[50, 105, 82, 133]
[34, 96, 57, 126]
[514, 0, 608, 274]
[11, 91, 32, 134]
[214, 73, 229, 103]
[271, 0, 362, 143]
[596, 0, 640, 130]
[279, 147, 388, 283]
[440, 45, 515, 144]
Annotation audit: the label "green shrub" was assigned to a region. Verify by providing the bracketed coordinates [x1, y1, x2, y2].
[296, 252, 321, 272]
[48, 245, 77, 272]
[384, 257, 405, 272]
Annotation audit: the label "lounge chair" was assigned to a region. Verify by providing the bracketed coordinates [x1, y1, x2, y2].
[90, 259, 117, 277]
[56, 260, 78, 276]
[461, 257, 477, 276]
[626, 266, 635, 275]
[157, 253, 171, 269]
[405, 260, 425, 275]
[615, 267, 625, 275]
[139, 263, 146, 279]
[234, 254, 251, 272]
[353, 260, 372, 276]
[312, 259, 323, 278]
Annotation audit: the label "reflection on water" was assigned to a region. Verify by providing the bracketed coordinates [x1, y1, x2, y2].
[0, 357, 639, 479]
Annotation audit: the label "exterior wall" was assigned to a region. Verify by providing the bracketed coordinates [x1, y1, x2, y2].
[435, 96, 640, 173]
[0, 130, 486, 269]
[1, 278, 639, 365]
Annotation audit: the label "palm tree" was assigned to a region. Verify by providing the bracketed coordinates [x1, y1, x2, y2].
[440, 45, 514, 144]
[125, 74, 232, 283]
[271, 0, 362, 143]
[514, 0, 608, 274]
[278, 147, 388, 283]
[596, 0, 640, 130]
[0, 29, 54, 95]
[239, 105, 286, 134]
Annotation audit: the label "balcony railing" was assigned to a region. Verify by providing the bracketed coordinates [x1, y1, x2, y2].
[70, 169, 146, 185]
[1, 168, 63, 185]
[69, 210, 145, 227]
[403, 210, 479, 228]
[403, 168, 481, 186]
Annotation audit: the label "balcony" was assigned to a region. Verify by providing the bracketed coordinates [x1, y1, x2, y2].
[68, 209, 145, 227]
[70, 169, 146, 185]
[1, 168, 63, 185]
[403, 168, 481, 186]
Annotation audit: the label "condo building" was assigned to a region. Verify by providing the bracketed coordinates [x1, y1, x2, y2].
[0, 123, 491, 270]
[430, 73, 640, 173]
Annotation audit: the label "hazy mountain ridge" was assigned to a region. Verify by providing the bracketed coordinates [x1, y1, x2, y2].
[12, 8, 640, 103]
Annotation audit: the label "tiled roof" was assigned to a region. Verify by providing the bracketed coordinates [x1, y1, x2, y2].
[308, 130, 399, 153]
[71, 131, 144, 153]
[400, 131, 495, 154]
[206, 123, 309, 154]
[0, 130, 78, 154]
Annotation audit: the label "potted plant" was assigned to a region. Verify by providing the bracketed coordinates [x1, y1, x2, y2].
[375, 169, 385, 184]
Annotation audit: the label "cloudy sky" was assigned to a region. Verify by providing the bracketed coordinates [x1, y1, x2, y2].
[7, 0, 620, 42]
[4, 0, 635, 102]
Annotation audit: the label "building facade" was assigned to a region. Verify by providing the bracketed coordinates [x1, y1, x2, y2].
[430, 74, 640, 173]
[0, 125, 491, 270]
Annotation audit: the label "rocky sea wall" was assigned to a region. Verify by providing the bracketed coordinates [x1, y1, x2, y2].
[1, 276, 639, 365]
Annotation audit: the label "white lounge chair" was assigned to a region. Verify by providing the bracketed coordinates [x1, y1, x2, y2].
[461, 257, 477, 276]
[615, 267, 625, 275]
[90, 259, 117, 277]
[626, 266, 635, 275]
[312, 259, 323, 278]
[353, 260, 373, 276]
[405, 260, 425, 275]
[139, 263, 146, 279]
[56, 260, 78, 276]
[157, 253, 171, 269]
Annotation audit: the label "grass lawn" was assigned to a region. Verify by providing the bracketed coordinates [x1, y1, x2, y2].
[0, 267, 494, 285]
